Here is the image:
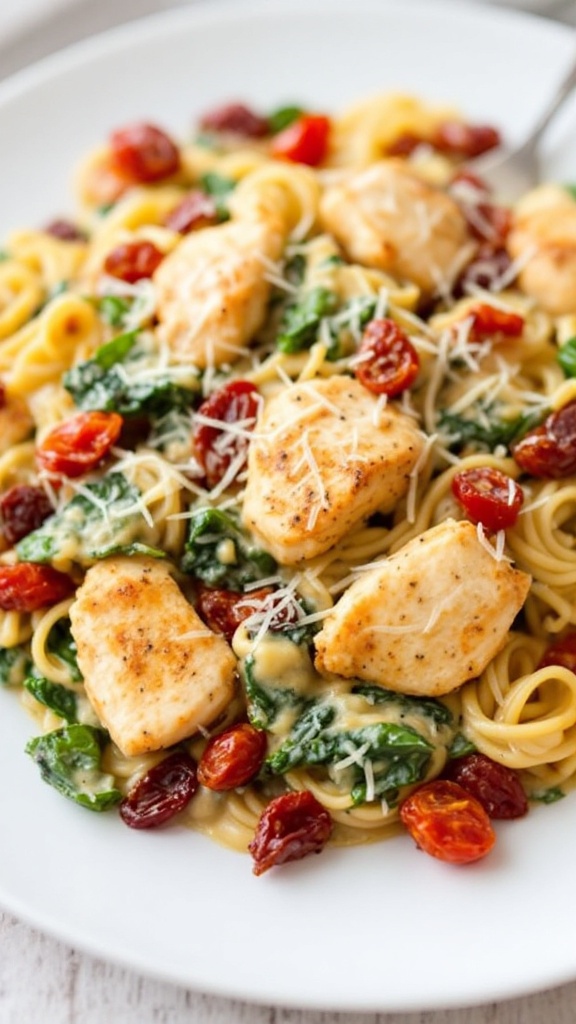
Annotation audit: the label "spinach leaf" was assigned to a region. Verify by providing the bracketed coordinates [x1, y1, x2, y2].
[26, 724, 121, 811]
[24, 676, 79, 724]
[438, 406, 544, 454]
[265, 698, 433, 807]
[352, 683, 453, 727]
[277, 286, 338, 353]
[96, 295, 132, 328]
[181, 507, 276, 588]
[16, 472, 162, 567]
[0, 646, 32, 687]
[200, 172, 236, 220]
[558, 336, 576, 378]
[63, 332, 197, 418]
[447, 732, 477, 759]
[242, 652, 308, 730]
[529, 786, 565, 804]
[267, 105, 304, 134]
[46, 618, 82, 682]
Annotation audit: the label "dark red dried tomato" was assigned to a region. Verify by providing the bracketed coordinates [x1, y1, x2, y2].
[199, 102, 269, 138]
[385, 131, 426, 157]
[0, 484, 53, 545]
[399, 779, 496, 864]
[457, 245, 513, 294]
[354, 318, 419, 397]
[464, 202, 512, 246]
[43, 219, 86, 242]
[119, 750, 198, 829]
[192, 380, 261, 488]
[109, 123, 181, 183]
[452, 466, 524, 532]
[249, 790, 333, 876]
[36, 411, 123, 478]
[444, 753, 528, 819]
[197, 723, 267, 791]
[196, 584, 273, 642]
[0, 381, 6, 409]
[434, 121, 501, 159]
[163, 190, 219, 234]
[0, 563, 74, 612]
[538, 632, 576, 672]
[512, 402, 576, 478]
[103, 240, 164, 283]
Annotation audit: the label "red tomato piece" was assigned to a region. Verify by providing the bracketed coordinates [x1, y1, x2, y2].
[451, 466, 524, 532]
[43, 219, 86, 242]
[103, 239, 164, 283]
[538, 632, 576, 672]
[249, 790, 333, 876]
[196, 584, 273, 642]
[197, 723, 267, 791]
[433, 121, 501, 158]
[465, 203, 512, 245]
[36, 411, 123, 478]
[512, 401, 576, 478]
[399, 780, 496, 864]
[467, 303, 524, 341]
[457, 244, 513, 294]
[163, 190, 219, 233]
[119, 750, 198, 829]
[0, 563, 74, 612]
[199, 102, 269, 138]
[444, 753, 528, 819]
[192, 380, 261, 488]
[270, 114, 331, 166]
[0, 381, 6, 409]
[385, 131, 427, 157]
[354, 318, 420, 397]
[0, 484, 53, 545]
[109, 123, 180, 183]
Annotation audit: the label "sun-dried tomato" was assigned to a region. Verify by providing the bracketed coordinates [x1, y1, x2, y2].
[354, 318, 419, 397]
[109, 122, 180, 183]
[0, 484, 53, 545]
[192, 380, 261, 488]
[103, 240, 164, 283]
[163, 190, 219, 234]
[512, 402, 576, 478]
[399, 780, 496, 864]
[43, 219, 86, 242]
[36, 411, 123, 478]
[433, 121, 501, 159]
[197, 723, 267, 791]
[466, 303, 524, 342]
[270, 114, 330, 166]
[451, 466, 524, 532]
[199, 102, 269, 138]
[249, 790, 333, 876]
[119, 751, 198, 829]
[0, 563, 74, 612]
[195, 584, 273, 642]
[538, 633, 576, 672]
[444, 753, 528, 819]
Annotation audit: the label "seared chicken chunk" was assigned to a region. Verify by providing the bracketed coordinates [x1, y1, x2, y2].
[69, 556, 236, 757]
[154, 217, 284, 368]
[242, 375, 425, 564]
[314, 518, 530, 696]
[319, 160, 473, 295]
[507, 184, 576, 316]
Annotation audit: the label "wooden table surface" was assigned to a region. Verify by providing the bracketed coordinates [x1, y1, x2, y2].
[2, 1, 576, 1021]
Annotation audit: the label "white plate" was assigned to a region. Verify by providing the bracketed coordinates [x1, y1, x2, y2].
[1, 0, 576, 1013]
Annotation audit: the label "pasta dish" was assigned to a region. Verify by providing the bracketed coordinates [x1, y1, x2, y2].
[1, 91, 576, 872]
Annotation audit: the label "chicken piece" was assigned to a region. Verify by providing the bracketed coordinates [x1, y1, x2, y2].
[242, 375, 425, 564]
[314, 518, 530, 696]
[69, 556, 237, 757]
[154, 216, 284, 368]
[0, 392, 33, 455]
[318, 159, 473, 295]
[507, 184, 576, 316]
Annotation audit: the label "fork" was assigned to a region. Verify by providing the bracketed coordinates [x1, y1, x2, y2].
[467, 52, 576, 202]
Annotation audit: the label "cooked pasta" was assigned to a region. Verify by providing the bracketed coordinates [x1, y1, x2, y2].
[2, 90, 576, 872]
